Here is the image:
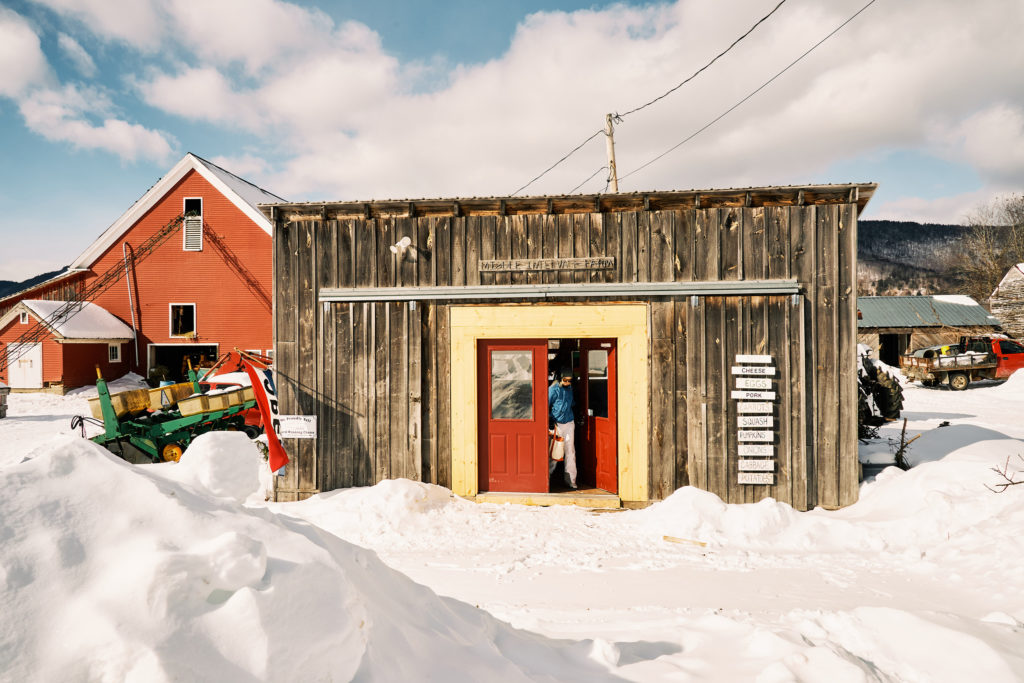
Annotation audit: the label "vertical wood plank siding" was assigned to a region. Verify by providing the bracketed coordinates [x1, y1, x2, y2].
[271, 196, 863, 509]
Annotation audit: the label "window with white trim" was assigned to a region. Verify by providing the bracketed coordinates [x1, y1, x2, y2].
[170, 304, 197, 337]
[19, 311, 28, 324]
[183, 197, 203, 251]
[108, 344, 122, 363]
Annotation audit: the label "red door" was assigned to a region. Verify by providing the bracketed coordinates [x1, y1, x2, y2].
[581, 339, 618, 494]
[477, 340, 549, 493]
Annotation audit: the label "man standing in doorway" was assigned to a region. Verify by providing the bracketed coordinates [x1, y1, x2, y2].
[549, 368, 577, 489]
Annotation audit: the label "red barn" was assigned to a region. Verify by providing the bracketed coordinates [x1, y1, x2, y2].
[0, 154, 283, 391]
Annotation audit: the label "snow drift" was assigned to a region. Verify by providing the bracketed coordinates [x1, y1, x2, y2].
[0, 434, 618, 682]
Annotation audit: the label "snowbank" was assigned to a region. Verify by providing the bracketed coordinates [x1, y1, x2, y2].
[0, 437, 619, 682]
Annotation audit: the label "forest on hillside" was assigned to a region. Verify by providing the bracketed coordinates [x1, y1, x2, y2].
[856, 220, 969, 296]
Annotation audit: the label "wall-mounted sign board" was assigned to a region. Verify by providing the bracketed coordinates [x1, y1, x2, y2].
[737, 430, 773, 442]
[738, 472, 775, 485]
[479, 257, 615, 272]
[738, 459, 775, 472]
[278, 415, 317, 439]
[738, 444, 774, 456]
[731, 366, 776, 376]
[737, 401, 773, 413]
[731, 390, 776, 401]
[738, 415, 773, 428]
[735, 354, 773, 364]
[736, 377, 772, 390]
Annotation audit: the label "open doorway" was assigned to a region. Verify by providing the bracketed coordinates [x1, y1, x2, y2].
[147, 344, 218, 384]
[477, 337, 618, 495]
[878, 333, 910, 366]
[547, 339, 618, 494]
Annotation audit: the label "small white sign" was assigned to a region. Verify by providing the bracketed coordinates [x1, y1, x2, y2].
[735, 354, 773, 364]
[739, 444, 774, 456]
[738, 459, 775, 472]
[738, 430, 773, 442]
[738, 472, 775, 485]
[738, 415, 773, 428]
[731, 365, 776, 376]
[737, 402, 773, 414]
[278, 415, 317, 439]
[736, 377, 772, 390]
[731, 390, 776, 401]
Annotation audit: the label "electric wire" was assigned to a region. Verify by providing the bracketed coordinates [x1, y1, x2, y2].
[619, 0, 878, 183]
[510, 129, 604, 196]
[569, 166, 609, 194]
[513, 0, 789, 196]
[615, 0, 788, 120]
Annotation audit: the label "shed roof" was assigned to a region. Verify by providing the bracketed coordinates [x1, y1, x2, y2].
[0, 300, 134, 340]
[261, 182, 876, 222]
[857, 296, 1001, 329]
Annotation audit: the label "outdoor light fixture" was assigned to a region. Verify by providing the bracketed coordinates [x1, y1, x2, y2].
[390, 236, 416, 261]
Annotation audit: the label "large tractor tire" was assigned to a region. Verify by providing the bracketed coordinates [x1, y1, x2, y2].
[871, 367, 904, 420]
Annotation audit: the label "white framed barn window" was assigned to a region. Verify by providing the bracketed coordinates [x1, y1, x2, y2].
[19, 311, 28, 324]
[108, 344, 122, 363]
[183, 197, 203, 251]
[170, 303, 197, 338]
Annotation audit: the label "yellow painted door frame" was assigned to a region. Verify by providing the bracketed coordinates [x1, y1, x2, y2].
[450, 303, 649, 502]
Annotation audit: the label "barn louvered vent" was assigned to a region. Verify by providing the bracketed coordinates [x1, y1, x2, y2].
[183, 198, 203, 251]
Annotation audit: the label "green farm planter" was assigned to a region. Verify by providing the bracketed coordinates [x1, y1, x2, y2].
[88, 371, 258, 463]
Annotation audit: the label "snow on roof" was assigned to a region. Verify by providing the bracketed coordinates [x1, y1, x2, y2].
[19, 300, 134, 340]
[70, 153, 285, 270]
[857, 295, 1001, 329]
[191, 154, 285, 213]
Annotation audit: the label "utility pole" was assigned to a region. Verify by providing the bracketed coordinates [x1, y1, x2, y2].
[604, 113, 619, 193]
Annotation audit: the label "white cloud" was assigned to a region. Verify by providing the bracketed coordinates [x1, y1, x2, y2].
[932, 105, 1024, 186]
[57, 32, 97, 78]
[135, 67, 265, 131]
[166, 0, 335, 74]
[208, 153, 272, 180]
[24, 0, 1024, 221]
[0, 9, 53, 97]
[19, 85, 176, 163]
[31, 0, 163, 49]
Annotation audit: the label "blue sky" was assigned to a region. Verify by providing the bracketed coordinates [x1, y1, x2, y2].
[1, 0, 1022, 281]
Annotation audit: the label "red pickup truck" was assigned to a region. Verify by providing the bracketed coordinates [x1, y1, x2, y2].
[899, 335, 1024, 390]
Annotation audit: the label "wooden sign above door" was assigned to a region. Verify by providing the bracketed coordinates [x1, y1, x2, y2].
[479, 257, 615, 272]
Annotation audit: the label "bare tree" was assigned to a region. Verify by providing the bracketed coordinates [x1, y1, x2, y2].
[954, 194, 1024, 304]
[986, 454, 1024, 493]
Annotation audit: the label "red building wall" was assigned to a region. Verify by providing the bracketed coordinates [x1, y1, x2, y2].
[85, 170, 272, 379]
[61, 342, 127, 388]
[0, 318, 63, 386]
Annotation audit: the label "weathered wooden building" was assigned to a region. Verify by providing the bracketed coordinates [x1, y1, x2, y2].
[857, 295, 1002, 365]
[267, 184, 874, 510]
[990, 264, 1024, 339]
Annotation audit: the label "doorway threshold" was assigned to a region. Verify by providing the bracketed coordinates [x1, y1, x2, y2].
[473, 490, 621, 509]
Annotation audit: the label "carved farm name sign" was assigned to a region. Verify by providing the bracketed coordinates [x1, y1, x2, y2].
[479, 257, 615, 272]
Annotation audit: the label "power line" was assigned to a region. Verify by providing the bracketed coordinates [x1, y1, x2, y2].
[513, 1, 789, 197]
[510, 129, 603, 197]
[620, 0, 878, 183]
[616, 0, 788, 120]
[569, 166, 609, 194]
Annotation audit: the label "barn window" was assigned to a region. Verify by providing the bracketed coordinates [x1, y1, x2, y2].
[170, 304, 197, 337]
[183, 197, 203, 251]
[108, 344, 121, 363]
[19, 311, 28, 324]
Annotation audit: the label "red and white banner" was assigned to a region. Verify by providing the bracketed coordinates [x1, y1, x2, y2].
[241, 359, 290, 473]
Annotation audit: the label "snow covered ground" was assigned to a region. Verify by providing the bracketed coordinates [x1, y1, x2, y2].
[1, 374, 1023, 681]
